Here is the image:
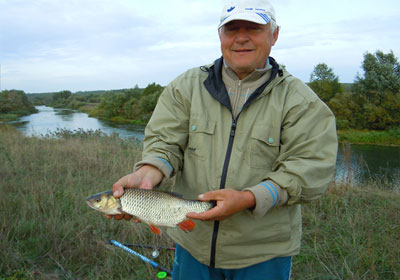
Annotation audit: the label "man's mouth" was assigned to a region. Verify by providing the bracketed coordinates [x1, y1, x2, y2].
[233, 49, 254, 53]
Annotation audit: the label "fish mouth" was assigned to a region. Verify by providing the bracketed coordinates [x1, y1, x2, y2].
[86, 200, 95, 208]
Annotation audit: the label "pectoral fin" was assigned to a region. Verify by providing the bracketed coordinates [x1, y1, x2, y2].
[148, 224, 162, 235]
[178, 220, 196, 232]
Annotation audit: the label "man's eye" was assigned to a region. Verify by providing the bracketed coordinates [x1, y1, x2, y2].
[226, 26, 239, 32]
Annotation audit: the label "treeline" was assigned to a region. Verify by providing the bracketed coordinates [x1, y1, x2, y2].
[42, 83, 163, 125]
[0, 90, 38, 121]
[3, 50, 399, 131]
[89, 83, 163, 124]
[309, 50, 400, 130]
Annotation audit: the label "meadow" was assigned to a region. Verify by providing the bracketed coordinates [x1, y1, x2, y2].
[0, 126, 399, 279]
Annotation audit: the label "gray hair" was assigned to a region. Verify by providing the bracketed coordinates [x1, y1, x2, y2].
[269, 19, 278, 34]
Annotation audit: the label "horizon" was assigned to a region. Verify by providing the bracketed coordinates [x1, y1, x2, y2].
[1, 0, 399, 93]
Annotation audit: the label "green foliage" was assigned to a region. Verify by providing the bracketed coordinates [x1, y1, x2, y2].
[353, 50, 400, 99]
[0, 90, 38, 120]
[317, 50, 400, 131]
[90, 83, 164, 125]
[327, 92, 361, 129]
[309, 63, 343, 102]
[349, 50, 400, 130]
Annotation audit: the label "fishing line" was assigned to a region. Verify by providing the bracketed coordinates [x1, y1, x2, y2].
[109, 240, 173, 278]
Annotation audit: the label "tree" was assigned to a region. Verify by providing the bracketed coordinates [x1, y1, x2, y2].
[351, 50, 400, 130]
[52, 90, 72, 107]
[309, 63, 343, 102]
[0, 90, 37, 114]
[352, 50, 400, 104]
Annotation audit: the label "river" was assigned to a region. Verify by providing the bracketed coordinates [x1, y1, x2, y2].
[9, 106, 400, 189]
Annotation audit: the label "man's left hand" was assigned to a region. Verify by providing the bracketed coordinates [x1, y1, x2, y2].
[187, 189, 256, 221]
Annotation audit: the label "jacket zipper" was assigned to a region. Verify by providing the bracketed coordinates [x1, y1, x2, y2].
[209, 118, 237, 267]
[203, 56, 280, 267]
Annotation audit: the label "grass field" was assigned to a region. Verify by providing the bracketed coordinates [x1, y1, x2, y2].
[338, 128, 400, 146]
[1, 126, 399, 279]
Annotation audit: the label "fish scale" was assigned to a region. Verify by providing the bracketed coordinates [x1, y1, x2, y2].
[120, 188, 212, 227]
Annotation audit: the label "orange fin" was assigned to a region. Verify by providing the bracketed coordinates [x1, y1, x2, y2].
[148, 224, 162, 235]
[178, 220, 196, 232]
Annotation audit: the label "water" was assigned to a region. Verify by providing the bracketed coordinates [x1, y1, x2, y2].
[10, 105, 145, 140]
[336, 143, 399, 188]
[9, 106, 400, 188]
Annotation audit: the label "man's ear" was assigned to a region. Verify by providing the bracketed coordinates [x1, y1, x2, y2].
[272, 26, 279, 46]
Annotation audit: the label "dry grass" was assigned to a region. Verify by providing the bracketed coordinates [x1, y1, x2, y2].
[1, 126, 399, 279]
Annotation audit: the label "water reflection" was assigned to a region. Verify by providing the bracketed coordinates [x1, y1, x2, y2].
[335, 143, 400, 188]
[11, 105, 145, 140]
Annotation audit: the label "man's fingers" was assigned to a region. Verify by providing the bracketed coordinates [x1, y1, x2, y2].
[198, 190, 224, 201]
[123, 215, 133, 221]
[187, 206, 223, 221]
[113, 214, 124, 220]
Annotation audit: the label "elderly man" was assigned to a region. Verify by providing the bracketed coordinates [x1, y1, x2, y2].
[109, 0, 338, 279]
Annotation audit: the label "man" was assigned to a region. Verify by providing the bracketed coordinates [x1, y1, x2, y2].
[108, 0, 338, 279]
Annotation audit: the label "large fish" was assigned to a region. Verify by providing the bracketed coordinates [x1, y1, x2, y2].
[86, 188, 213, 234]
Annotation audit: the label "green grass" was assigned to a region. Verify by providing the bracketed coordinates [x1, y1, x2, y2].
[0, 126, 399, 279]
[338, 128, 400, 146]
[0, 113, 20, 122]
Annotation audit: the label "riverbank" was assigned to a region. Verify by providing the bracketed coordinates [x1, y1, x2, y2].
[0, 126, 399, 279]
[0, 109, 38, 123]
[338, 128, 400, 146]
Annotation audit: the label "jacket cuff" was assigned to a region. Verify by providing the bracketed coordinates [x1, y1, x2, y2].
[134, 157, 174, 187]
[244, 180, 288, 219]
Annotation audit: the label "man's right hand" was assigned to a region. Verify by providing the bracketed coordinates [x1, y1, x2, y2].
[105, 165, 164, 221]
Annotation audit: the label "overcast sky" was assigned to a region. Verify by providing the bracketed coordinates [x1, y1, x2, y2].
[1, 0, 399, 93]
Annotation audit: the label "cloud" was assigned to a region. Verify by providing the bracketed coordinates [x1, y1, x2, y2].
[0, 0, 399, 92]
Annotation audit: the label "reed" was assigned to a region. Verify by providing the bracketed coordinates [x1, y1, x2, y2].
[1, 126, 399, 279]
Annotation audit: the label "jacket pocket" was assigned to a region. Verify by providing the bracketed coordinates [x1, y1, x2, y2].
[249, 124, 281, 169]
[187, 118, 216, 160]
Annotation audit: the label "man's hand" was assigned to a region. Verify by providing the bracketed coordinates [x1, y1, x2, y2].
[186, 189, 256, 221]
[105, 165, 163, 221]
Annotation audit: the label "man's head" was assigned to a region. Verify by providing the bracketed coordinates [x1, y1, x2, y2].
[218, 0, 279, 79]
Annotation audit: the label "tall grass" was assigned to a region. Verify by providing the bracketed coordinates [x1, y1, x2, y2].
[0, 126, 174, 279]
[1, 126, 399, 279]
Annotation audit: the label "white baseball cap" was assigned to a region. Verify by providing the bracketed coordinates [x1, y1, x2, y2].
[218, 0, 276, 29]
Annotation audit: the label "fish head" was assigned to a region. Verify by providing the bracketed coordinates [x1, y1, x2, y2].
[86, 190, 122, 215]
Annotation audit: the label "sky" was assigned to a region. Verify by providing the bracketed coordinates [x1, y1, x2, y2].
[0, 0, 399, 93]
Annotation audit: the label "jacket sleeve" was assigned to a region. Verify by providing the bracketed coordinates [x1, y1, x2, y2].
[266, 79, 338, 205]
[139, 78, 191, 178]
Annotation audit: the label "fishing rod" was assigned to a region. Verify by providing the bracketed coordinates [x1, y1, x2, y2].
[123, 243, 176, 251]
[123, 243, 176, 259]
[109, 240, 173, 278]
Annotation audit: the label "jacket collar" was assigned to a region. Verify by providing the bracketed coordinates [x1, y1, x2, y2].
[203, 56, 282, 115]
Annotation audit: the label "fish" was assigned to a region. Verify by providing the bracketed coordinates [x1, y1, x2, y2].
[86, 188, 213, 234]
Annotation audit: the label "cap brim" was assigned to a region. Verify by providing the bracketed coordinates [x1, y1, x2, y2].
[218, 12, 271, 28]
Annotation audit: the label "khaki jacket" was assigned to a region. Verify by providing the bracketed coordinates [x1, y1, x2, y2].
[140, 57, 338, 269]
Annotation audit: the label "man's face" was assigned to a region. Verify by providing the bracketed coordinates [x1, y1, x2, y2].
[219, 20, 279, 79]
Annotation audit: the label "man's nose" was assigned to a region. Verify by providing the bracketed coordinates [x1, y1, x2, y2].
[235, 28, 250, 43]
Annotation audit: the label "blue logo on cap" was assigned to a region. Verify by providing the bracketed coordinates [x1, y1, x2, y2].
[227, 6, 235, 12]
